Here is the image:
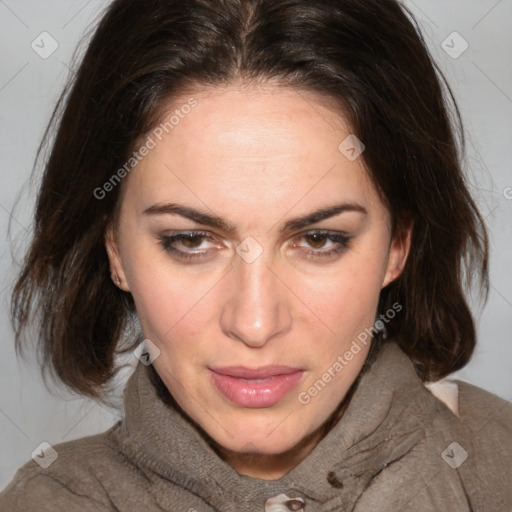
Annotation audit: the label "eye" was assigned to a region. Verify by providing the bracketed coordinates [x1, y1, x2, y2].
[158, 231, 218, 262]
[158, 229, 352, 264]
[292, 230, 352, 260]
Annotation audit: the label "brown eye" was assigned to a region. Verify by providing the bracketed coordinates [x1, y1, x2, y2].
[158, 231, 216, 262]
[304, 233, 330, 249]
[293, 230, 352, 261]
[180, 233, 205, 248]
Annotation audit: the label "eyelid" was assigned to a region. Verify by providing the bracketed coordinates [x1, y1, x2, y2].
[160, 230, 218, 249]
[291, 230, 352, 257]
[158, 230, 223, 261]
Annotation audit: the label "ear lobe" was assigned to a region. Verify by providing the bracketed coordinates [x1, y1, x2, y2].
[104, 226, 130, 291]
[382, 216, 413, 289]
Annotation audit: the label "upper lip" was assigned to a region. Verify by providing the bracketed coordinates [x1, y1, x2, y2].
[209, 365, 303, 379]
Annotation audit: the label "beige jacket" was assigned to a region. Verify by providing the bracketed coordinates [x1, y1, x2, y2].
[1, 341, 511, 511]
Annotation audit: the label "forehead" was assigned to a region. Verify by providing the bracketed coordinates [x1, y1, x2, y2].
[122, 84, 380, 219]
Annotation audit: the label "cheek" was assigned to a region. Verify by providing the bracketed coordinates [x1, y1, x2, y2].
[122, 244, 220, 343]
[294, 245, 388, 326]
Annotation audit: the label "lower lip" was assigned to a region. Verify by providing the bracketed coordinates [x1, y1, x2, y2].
[209, 370, 304, 408]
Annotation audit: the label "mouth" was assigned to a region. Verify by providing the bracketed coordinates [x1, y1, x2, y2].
[208, 365, 305, 408]
[209, 365, 303, 379]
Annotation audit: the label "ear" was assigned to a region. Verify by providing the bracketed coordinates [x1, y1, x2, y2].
[104, 224, 131, 292]
[381, 214, 413, 289]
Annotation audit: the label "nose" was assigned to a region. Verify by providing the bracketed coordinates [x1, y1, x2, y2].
[220, 248, 292, 348]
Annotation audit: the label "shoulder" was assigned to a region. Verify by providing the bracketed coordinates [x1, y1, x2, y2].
[423, 378, 512, 507]
[424, 377, 511, 466]
[455, 381, 512, 507]
[0, 425, 123, 511]
[455, 379, 512, 451]
[424, 376, 511, 433]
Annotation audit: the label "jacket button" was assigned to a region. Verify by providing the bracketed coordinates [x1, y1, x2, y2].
[264, 493, 306, 511]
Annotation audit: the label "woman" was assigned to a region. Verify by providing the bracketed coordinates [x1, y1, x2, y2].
[1, 0, 510, 510]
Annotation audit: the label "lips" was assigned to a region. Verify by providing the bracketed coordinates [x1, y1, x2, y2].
[208, 365, 305, 408]
[209, 365, 302, 379]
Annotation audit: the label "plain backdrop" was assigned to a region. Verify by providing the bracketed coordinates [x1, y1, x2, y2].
[0, 0, 511, 490]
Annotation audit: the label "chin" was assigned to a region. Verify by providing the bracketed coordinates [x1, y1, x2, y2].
[210, 416, 313, 455]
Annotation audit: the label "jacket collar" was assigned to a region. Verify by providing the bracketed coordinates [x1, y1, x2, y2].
[112, 340, 435, 510]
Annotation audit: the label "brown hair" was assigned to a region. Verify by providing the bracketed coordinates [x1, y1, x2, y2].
[11, 0, 488, 402]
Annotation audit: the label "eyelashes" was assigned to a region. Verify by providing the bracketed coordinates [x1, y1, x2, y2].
[158, 230, 353, 263]
[291, 231, 352, 260]
[159, 231, 214, 262]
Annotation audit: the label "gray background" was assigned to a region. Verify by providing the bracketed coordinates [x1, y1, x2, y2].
[0, 0, 511, 490]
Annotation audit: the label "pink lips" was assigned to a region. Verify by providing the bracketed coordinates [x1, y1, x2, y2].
[209, 365, 304, 408]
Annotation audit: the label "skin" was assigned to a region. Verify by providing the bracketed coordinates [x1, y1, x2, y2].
[105, 81, 412, 480]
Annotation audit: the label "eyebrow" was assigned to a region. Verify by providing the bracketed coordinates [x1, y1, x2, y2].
[143, 202, 367, 233]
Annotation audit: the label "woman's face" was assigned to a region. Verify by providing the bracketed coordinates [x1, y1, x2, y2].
[106, 83, 410, 459]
